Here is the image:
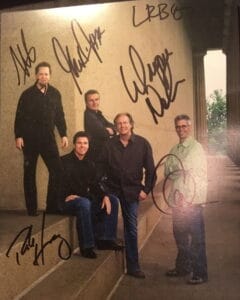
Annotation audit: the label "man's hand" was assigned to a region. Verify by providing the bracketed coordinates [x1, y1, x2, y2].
[101, 196, 111, 215]
[65, 195, 79, 202]
[106, 127, 114, 136]
[138, 190, 147, 201]
[61, 136, 68, 148]
[16, 137, 24, 150]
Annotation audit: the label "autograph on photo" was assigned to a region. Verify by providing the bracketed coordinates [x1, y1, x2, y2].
[5, 212, 72, 266]
[9, 28, 36, 86]
[120, 45, 186, 124]
[52, 19, 105, 95]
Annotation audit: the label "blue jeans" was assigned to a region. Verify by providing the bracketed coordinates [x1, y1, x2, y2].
[63, 194, 119, 249]
[172, 205, 208, 279]
[118, 196, 139, 272]
[92, 194, 119, 241]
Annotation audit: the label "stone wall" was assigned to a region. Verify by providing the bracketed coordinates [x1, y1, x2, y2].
[0, 0, 194, 210]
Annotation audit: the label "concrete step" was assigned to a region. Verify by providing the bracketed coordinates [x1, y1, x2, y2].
[0, 199, 162, 300]
[0, 212, 79, 300]
[20, 245, 124, 300]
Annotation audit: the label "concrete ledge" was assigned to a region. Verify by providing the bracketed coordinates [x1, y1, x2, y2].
[0, 212, 78, 300]
[20, 250, 124, 300]
[0, 197, 162, 300]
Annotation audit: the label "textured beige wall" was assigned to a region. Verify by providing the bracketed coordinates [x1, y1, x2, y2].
[0, 0, 193, 210]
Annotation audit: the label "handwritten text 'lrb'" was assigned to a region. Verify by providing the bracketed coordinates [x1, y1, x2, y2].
[120, 45, 186, 124]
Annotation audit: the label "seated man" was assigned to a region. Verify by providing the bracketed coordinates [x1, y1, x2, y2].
[60, 131, 122, 259]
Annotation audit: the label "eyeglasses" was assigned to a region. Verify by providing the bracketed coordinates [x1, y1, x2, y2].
[175, 125, 189, 130]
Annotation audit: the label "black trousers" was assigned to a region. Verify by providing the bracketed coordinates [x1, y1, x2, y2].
[23, 137, 62, 214]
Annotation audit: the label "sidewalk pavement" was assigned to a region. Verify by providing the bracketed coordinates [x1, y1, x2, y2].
[110, 155, 240, 300]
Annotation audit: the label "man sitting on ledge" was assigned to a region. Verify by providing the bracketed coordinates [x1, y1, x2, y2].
[60, 131, 123, 259]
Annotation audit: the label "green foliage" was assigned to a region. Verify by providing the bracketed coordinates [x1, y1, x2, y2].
[206, 89, 227, 153]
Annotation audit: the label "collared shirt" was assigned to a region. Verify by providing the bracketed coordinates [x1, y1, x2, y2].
[164, 137, 207, 205]
[98, 133, 155, 202]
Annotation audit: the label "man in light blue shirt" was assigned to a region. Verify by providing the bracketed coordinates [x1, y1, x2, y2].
[164, 114, 208, 284]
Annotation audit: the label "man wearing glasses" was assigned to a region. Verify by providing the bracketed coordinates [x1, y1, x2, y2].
[164, 114, 208, 284]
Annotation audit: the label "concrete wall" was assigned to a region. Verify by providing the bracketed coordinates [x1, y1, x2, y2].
[0, 0, 194, 210]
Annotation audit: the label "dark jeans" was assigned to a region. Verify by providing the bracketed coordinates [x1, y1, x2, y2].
[118, 196, 139, 272]
[63, 194, 119, 249]
[172, 205, 208, 279]
[23, 138, 62, 214]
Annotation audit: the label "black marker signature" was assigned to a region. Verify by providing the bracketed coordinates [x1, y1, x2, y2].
[151, 154, 196, 215]
[120, 45, 186, 124]
[52, 19, 105, 95]
[9, 29, 36, 86]
[5, 212, 72, 266]
[132, 3, 189, 27]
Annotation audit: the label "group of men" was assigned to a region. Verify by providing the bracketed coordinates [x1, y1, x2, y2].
[14, 61, 208, 284]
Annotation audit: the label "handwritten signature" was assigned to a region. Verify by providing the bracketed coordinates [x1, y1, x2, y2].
[5, 212, 72, 266]
[119, 45, 186, 124]
[9, 29, 36, 86]
[52, 19, 105, 95]
[132, 3, 189, 27]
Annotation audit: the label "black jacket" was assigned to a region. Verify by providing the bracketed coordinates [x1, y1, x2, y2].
[60, 151, 106, 204]
[14, 84, 67, 140]
[84, 108, 115, 160]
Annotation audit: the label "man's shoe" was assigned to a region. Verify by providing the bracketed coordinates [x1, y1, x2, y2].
[81, 248, 97, 259]
[28, 211, 39, 216]
[187, 276, 207, 284]
[96, 240, 124, 251]
[45, 209, 62, 215]
[127, 270, 146, 279]
[165, 268, 189, 277]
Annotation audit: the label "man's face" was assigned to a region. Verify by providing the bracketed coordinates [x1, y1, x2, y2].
[115, 115, 133, 136]
[36, 67, 50, 86]
[175, 119, 191, 141]
[74, 137, 89, 158]
[86, 93, 100, 111]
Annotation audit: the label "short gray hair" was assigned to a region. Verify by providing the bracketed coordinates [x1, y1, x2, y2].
[174, 114, 191, 125]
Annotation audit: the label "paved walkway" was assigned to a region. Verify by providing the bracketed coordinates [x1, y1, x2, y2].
[110, 155, 240, 300]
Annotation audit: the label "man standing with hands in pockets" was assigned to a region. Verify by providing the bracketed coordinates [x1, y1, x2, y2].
[97, 112, 155, 278]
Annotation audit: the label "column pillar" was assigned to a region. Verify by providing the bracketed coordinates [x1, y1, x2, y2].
[192, 51, 208, 148]
[225, 3, 240, 164]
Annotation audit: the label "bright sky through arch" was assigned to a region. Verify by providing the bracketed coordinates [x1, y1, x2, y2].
[204, 50, 226, 99]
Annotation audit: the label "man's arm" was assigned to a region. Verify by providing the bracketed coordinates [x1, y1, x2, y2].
[142, 140, 155, 195]
[14, 93, 26, 145]
[84, 110, 114, 139]
[54, 89, 68, 141]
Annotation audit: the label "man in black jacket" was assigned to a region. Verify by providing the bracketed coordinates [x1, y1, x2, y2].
[61, 131, 122, 259]
[84, 89, 115, 161]
[14, 61, 68, 216]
